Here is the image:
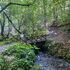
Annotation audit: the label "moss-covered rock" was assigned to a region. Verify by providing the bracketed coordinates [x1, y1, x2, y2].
[45, 40, 70, 61]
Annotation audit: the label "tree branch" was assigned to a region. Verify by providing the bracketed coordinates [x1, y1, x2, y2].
[10, 2, 32, 6]
[3, 11, 21, 34]
[0, 3, 11, 13]
[0, 0, 37, 13]
[58, 23, 70, 28]
[0, 2, 32, 13]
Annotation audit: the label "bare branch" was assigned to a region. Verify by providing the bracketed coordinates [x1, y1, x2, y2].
[10, 2, 32, 6]
[0, 3, 11, 13]
[58, 23, 70, 28]
[0, 2, 32, 13]
[50, 23, 70, 28]
[3, 11, 21, 34]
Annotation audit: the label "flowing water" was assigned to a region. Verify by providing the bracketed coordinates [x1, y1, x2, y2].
[33, 52, 70, 70]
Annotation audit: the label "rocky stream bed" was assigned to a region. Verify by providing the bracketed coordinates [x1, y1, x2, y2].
[33, 52, 70, 70]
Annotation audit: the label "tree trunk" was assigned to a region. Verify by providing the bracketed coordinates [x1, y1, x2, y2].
[1, 13, 5, 37]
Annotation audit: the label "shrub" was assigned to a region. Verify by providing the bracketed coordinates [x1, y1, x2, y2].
[0, 43, 38, 70]
[0, 55, 9, 70]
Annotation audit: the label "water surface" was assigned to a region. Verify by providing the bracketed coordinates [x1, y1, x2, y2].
[33, 52, 70, 70]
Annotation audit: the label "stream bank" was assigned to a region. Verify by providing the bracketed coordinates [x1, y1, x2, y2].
[31, 39, 70, 70]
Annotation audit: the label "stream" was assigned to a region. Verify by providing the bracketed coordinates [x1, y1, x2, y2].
[33, 52, 70, 70]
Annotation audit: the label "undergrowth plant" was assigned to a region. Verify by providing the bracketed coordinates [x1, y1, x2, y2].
[0, 43, 38, 70]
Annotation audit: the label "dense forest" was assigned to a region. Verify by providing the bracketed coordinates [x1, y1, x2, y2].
[0, 0, 70, 38]
[0, 0, 70, 70]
